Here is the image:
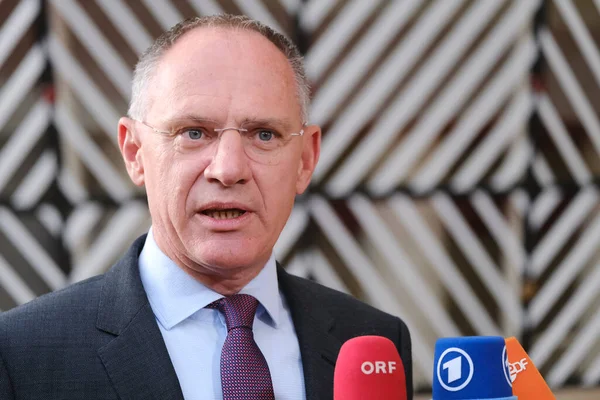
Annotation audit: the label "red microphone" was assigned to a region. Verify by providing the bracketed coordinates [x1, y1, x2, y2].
[334, 336, 407, 400]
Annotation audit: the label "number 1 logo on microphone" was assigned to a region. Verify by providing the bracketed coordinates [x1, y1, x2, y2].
[436, 347, 474, 392]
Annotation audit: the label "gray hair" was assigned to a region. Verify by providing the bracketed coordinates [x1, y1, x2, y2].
[127, 14, 310, 123]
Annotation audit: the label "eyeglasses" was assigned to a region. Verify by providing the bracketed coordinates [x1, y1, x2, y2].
[133, 118, 305, 166]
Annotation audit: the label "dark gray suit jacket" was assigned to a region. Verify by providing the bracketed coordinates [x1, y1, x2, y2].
[0, 235, 412, 399]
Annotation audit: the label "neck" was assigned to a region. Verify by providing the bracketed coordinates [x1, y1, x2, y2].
[152, 229, 268, 296]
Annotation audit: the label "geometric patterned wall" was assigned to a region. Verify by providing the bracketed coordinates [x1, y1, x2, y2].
[2, 0, 600, 392]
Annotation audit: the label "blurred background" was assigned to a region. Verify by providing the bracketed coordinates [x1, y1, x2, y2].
[2, 0, 600, 396]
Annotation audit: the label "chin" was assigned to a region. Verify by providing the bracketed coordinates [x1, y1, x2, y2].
[190, 245, 266, 272]
[182, 230, 274, 270]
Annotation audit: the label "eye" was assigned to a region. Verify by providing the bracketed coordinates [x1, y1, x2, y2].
[257, 129, 274, 141]
[183, 128, 204, 140]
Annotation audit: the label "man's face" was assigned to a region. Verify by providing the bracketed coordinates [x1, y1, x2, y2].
[119, 28, 320, 278]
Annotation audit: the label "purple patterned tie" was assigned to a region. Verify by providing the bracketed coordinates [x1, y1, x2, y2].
[207, 294, 275, 400]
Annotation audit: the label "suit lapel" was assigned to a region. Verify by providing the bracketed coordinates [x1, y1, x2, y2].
[96, 235, 184, 400]
[278, 266, 342, 400]
[94, 238, 340, 400]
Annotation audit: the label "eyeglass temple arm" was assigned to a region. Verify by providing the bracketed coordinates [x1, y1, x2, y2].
[291, 122, 309, 136]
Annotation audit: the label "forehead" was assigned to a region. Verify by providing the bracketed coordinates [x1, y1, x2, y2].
[146, 27, 300, 124]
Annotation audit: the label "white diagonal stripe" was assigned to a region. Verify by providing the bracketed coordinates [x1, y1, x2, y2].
[451, 89, 532, 192]
[141, 0, 183, 30]
[366, 1, 539, 195]
[301, 249, 350, 295]
[537, 94, 592, 184]
[0, 253, 36, 305]
[48, 35, 120, 144]
[529, 186, 563, 231]
[312, 0, 464, 183]
[530, 186, 598, 277]
[348, 194, 461, 337]
[532, 153, 556, 186]
[188, 0, 224, 16]
[547, 305, 600, 387]
[594, 0, 600, 15]
[309, 195, 434, 379]
[233, 0, 284, 34]
[274, 205, 308, 259]
[54, 104, 133, 202]
[582, 318, 600, 385]
[285, 254, 309, 279]
[0, 100, 50, 193]
[51, 0, 131, 99]
[0, 208, 67, 290]
[279, 0, 300, 15]
[510, 189, 530, 220]
[300, 0, 337, 32]
[325, 0, 516, 195]
[0, 45, 45, 130]
[389, 194, 500, 335]
[553, 0, 600, 89]
[490, 134, 532, 191]
[530, 262, 600, 369]
[305, 0, 383, 80]
[95, 0, 153, 54]
[57, 168, 88, 204]
[411, 39, 535, 192]
[0, 0, 39, 67]
[11, 151, 57, 209]
[431, 193, 521, 327]
[63, 203, 103, 252]
[309, 195, 404, 315]
[470, 190, 526, 275]
[309, 0, 421, 124]
[70, 202, 149, 282]
[540, 28, 600, 156]
[529, 210, 600, 326]
[36, 204, 63, 237]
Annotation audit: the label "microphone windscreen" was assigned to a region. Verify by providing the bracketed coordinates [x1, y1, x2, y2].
[334, 335, 407, 400]
[433, 336, 516, 400]
[505, 337, 555, 399]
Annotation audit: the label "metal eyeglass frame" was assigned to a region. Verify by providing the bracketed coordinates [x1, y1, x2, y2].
[134, 119, 306, 138]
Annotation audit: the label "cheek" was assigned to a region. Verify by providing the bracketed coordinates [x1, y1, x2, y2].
[260, 163, 298, 214]
[172, 160, 208, 206]
[146, 152, 206, 211]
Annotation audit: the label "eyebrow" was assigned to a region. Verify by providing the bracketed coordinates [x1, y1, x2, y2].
[160, 115, 219, 125]
[161, 115, 294, 130]
[238, 117, 293, 130]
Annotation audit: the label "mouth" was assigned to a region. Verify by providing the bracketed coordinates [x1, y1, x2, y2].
[201, 209, 247, 220]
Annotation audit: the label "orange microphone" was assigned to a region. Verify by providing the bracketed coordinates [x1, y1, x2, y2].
[505, 337, 555, 399]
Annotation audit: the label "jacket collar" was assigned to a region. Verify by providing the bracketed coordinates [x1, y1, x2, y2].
[139, 228, 283, 330]
[96, 235, 341, 400]
[96, 235, 185, 400]
[277, 266, 342, 400]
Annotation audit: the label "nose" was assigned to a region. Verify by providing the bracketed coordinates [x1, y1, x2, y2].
[204, 129, 251, 187]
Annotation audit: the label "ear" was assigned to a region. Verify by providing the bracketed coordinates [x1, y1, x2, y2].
[296, 124, 321, 194]
[118, 117, 145, 186]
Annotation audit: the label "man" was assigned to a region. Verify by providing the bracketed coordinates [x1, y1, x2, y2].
[0, 15, 412, 399]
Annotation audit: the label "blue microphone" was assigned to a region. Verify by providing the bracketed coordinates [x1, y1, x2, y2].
[433, 336, 516, 400]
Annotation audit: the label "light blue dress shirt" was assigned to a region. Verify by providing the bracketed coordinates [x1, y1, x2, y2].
[139, 229, 306, 400]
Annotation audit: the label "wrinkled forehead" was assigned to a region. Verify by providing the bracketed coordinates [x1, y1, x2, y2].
[145, 27, 302, 124]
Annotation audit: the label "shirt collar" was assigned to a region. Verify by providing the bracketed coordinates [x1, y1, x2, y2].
[139, 228, 281, 330]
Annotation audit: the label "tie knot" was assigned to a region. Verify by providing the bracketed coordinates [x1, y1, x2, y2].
[207, 294, 259, 331]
